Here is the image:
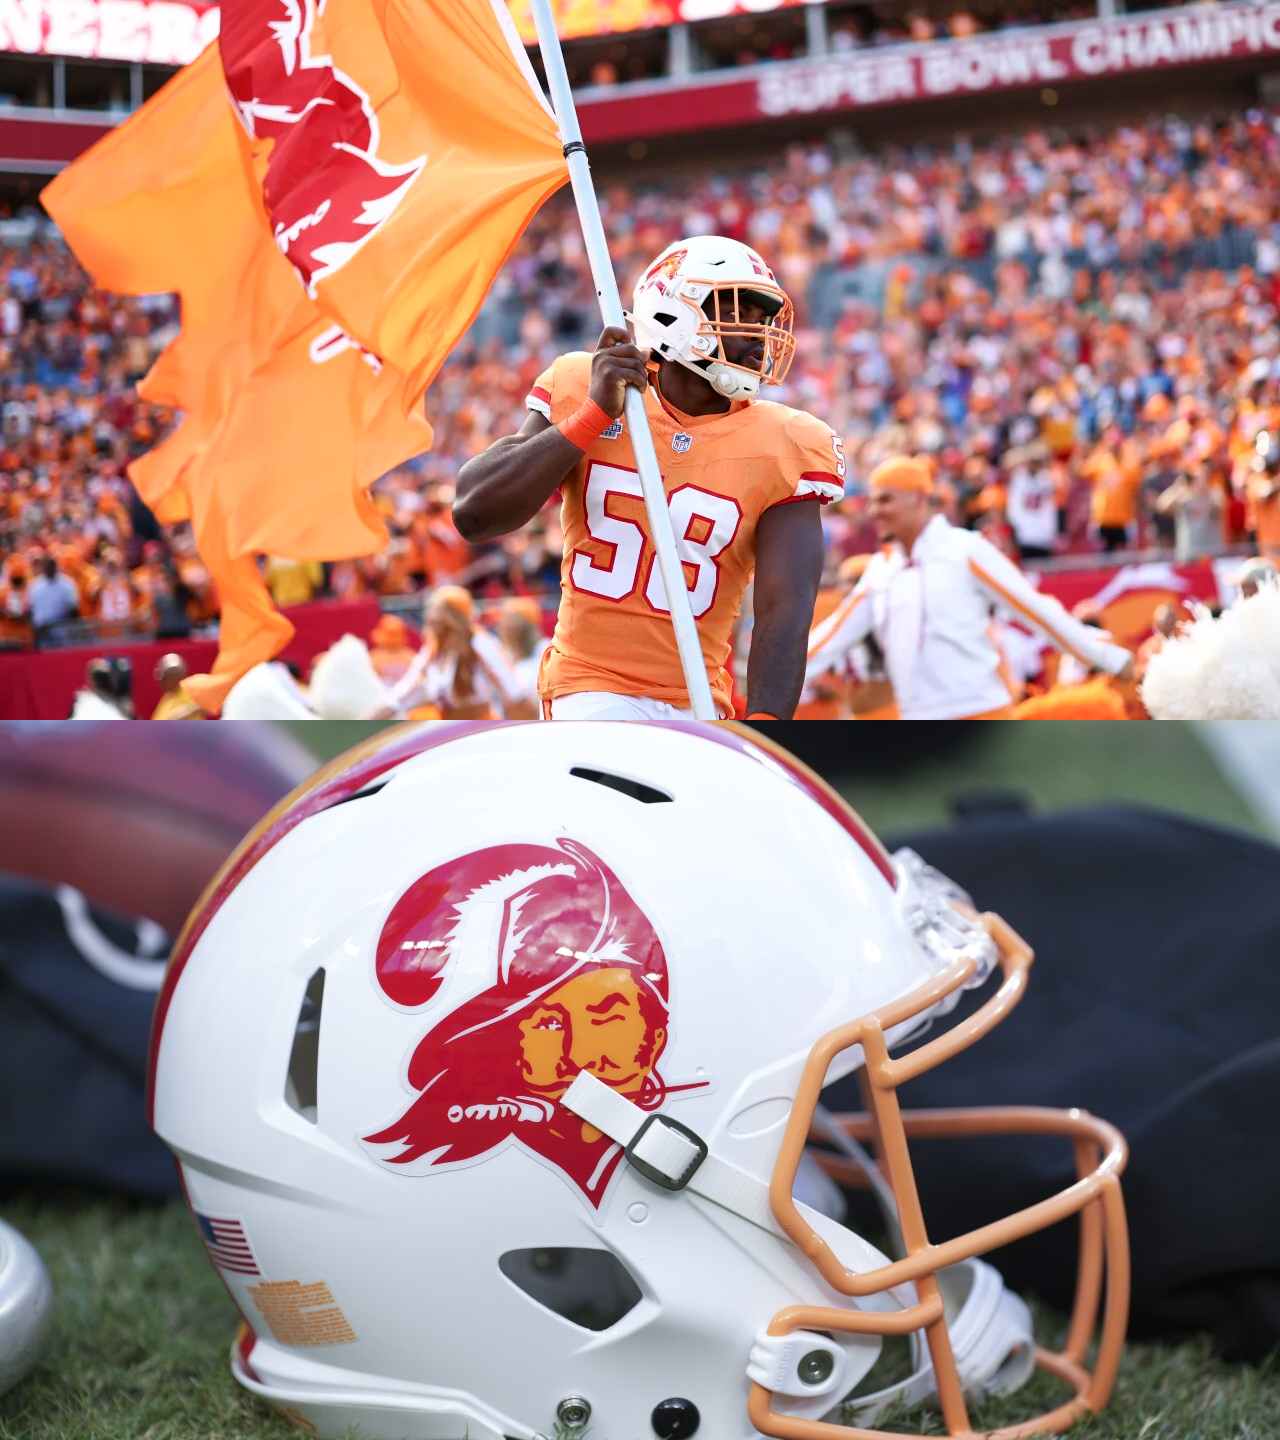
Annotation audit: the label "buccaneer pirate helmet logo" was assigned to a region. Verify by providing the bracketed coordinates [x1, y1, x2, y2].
[638, 248, 688, 297]
[362, 839, 709, 1207]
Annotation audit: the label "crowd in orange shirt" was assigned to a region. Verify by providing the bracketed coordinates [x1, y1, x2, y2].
[2, 107, 1279, 649]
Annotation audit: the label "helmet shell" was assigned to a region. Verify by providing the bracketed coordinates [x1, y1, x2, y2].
[629, 236, 795, 401]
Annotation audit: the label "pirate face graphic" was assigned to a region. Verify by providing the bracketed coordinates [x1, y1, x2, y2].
[362, 839, 703, 1206]
[638, 247, 688, 298]
[517, 966, 668, 1102]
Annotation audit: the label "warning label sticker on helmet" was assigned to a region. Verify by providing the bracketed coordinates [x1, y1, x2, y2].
[248, 1280, 357, 1346]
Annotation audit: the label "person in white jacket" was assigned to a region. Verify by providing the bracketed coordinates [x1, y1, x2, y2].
[806, 456, 1134, 719]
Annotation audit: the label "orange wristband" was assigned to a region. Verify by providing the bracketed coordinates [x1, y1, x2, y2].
[557, 397, 613, 452]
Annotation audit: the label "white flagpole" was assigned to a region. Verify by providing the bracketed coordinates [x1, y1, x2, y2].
[527, 0, 718, 721]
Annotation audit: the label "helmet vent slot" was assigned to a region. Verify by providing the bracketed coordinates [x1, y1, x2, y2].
[284, 968, 325, 1123]
[652, 311, 679, 327]
[325, 780, 390, 810]
[570, 767, 672, 805]
[498, 1247, 643, 1331]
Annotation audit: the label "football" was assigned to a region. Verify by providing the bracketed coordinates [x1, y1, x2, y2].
[0, 725, 315, 934]
[0, 1219, 53, 1399]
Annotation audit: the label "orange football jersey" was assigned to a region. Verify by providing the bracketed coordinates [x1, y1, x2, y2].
[528, 352, 844, 712]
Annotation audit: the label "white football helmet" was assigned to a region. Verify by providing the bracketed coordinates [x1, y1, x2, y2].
[150, 721, 1128, 1440]
[628, 236, 796, 401]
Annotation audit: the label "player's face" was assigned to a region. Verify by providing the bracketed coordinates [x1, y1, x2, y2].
[517, 967, 664, 1100]
[710, 292, 771, 374]
[869, 486, 929, 544]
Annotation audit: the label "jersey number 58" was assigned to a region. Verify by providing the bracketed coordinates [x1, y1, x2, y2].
[570, 461, 743, 618]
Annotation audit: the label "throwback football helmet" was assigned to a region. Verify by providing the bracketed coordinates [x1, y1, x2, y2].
[150, 722, 1128, 1440]
[628, 235, 796, 401]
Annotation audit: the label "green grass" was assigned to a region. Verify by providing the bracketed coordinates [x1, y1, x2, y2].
[836, 723, 1266, 840]
[0, 1193, 269, 1440]
[1, 722, 1273, 1438]
[276, 721, 396, 767]
[845, 1306, 1280, 1438]
[2, 1189, 1278, 1440]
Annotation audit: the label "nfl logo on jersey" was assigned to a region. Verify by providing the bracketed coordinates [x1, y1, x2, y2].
[672, 431, 693, 454]
[602, 418, 623, 439]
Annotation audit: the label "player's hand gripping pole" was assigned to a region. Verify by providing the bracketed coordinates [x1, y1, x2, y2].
[528, 0, 718, 721]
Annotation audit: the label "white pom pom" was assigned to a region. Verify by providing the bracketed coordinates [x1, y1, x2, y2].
[1141, 584, 1280, 720]
[308, 634, 389, 719]
[70, 691, 126, 720]
[221, 662, 316, 720]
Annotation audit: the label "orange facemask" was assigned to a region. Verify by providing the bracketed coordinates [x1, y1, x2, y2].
[752, 910, 1128, 1440]
[694, 281, 798, 388]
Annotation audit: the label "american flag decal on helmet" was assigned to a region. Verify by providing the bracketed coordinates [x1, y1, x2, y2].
[196, 1214, 261, 1276]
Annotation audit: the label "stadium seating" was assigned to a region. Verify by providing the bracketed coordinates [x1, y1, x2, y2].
[1, 107, 1276, 653]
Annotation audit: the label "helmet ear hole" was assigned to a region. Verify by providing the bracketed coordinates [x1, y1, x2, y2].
[284, 968, 325, 1123]
[652, 313, 679, 327]
[498, 1248, 643, 1332]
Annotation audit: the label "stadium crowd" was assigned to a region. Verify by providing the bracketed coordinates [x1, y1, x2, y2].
[823, 0, 1099, 52]
[2, 106, 1279, 676]
[571, 0, 1101, 83]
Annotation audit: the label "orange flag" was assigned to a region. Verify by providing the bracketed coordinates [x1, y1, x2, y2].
[44, 1, 567, 713]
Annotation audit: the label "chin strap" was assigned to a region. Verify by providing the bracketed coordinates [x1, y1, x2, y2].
[845, 1258, 1037, 1425]
[564, 1072, 779, 1230]
[704, 361, 760, 400]
[562, 1073, 1036, 1420]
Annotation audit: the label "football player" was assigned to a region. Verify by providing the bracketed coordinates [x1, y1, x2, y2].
[453, 236, 845, 719]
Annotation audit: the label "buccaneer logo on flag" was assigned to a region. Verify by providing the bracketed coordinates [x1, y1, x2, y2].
[220, 0, 426, 296]
[44, 0, 568, 713]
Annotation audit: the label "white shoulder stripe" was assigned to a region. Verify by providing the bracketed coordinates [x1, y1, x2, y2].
[795, 476, 843, 504]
